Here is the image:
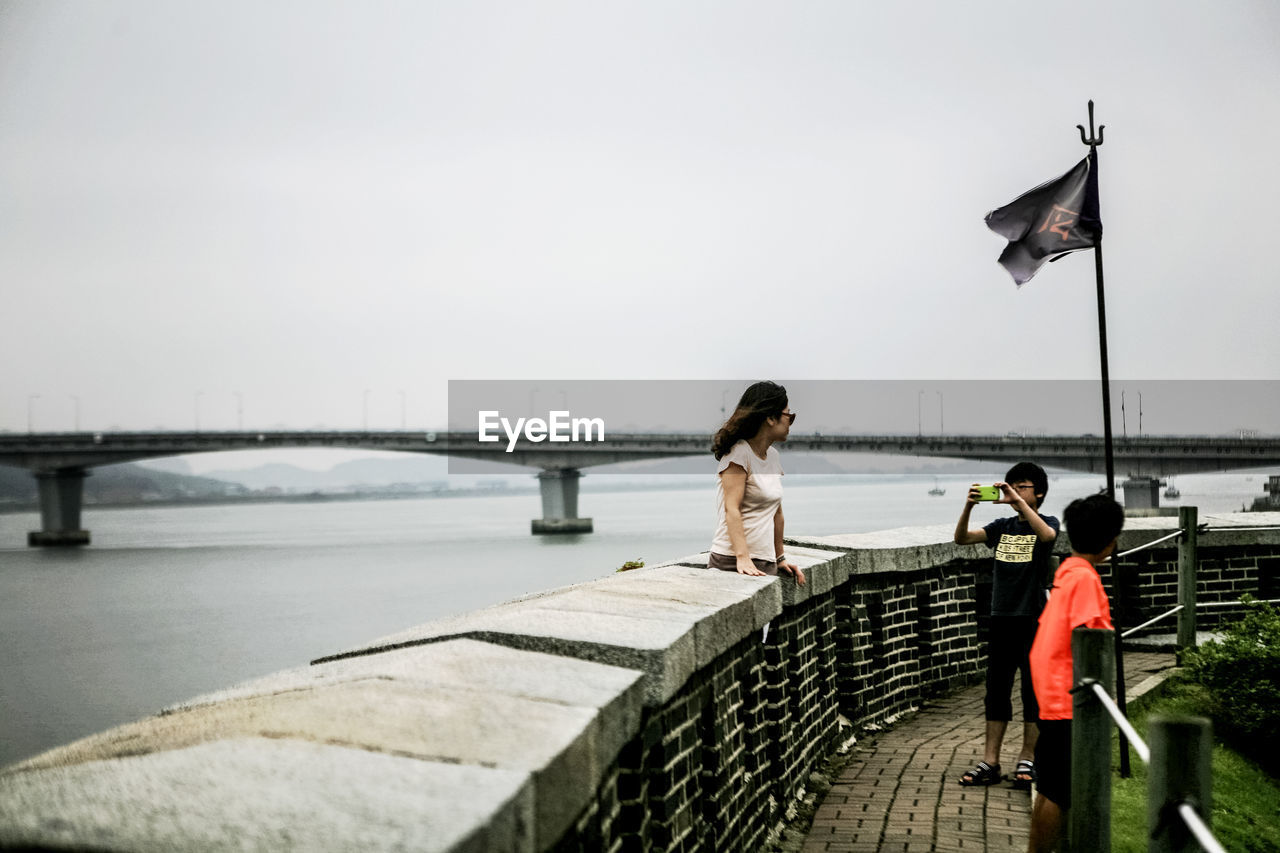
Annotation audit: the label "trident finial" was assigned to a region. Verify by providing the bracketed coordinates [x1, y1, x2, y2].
[1077, 99, 1105, 147]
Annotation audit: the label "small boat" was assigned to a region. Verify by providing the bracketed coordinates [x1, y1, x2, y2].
[1163, 479, 1180, 499]
[928, 478, 946, 496]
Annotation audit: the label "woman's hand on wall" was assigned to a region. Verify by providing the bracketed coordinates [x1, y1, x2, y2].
[779, 560, 805, 585]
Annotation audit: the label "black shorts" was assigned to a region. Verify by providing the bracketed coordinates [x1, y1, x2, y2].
[984, 615, 1039, 722]
[1034, 719, 1072, 808]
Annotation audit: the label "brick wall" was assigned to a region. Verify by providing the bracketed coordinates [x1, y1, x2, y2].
[551, 553, 995, 851]
[551, 522, 1280, 852]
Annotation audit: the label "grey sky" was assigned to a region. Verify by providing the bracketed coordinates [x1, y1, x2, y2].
[4, 1, 1279, 454]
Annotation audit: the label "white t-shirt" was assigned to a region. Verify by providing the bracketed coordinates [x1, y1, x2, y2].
[711, 440, 784, 561]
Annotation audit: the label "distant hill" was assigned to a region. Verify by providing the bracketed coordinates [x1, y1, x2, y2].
[197, 456, 453, 490]
[0, 463, 244, 507]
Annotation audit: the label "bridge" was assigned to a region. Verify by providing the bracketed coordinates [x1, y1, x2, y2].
[2, 430, 1278, 545]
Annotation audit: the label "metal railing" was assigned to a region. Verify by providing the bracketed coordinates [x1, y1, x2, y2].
[1071, 628, 1227, 853]
[1120, 605, 1183, 639]
[1107, 507, 1280, 651]
[1119, 599, 1280, 639]
[1113, 527, 1185, 559]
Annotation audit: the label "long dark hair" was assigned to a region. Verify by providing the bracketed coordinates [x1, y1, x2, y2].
[711, 381, 788, 460]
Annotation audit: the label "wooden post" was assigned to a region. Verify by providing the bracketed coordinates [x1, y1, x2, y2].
[1148, 716, 1212, 853]
[1070, 627, 1115, 853]
[1177, 507, 1199, 652]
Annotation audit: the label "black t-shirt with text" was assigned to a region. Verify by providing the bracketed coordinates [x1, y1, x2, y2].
[983, 513, 1061, 617]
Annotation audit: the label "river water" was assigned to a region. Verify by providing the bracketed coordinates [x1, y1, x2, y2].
[1, 469, 1273, 767]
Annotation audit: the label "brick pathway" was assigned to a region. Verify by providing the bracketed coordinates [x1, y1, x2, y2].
[802, 652, 1175, 852]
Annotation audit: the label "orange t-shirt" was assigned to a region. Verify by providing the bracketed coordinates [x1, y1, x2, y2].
[1029, 556, 1113, 720]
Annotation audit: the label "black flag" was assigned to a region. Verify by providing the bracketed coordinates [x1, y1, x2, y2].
[985, 152, 1102, 286]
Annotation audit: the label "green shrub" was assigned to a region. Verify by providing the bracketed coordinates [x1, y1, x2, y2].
[1111, 674, 1280, 853]
[1182, 596, 1280, 769]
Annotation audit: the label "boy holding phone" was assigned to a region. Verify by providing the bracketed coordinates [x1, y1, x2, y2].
[953, 461, 1059, 789]
[1027, 493, 1123, 852]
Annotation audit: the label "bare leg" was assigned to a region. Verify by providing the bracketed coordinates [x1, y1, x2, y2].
[1027, 793, 1063, 852]
[1019, 721, 1039, 762]
[984, 719, 1008, 766]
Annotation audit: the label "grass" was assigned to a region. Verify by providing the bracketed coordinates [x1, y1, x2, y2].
[1110, 674, 1280, 852]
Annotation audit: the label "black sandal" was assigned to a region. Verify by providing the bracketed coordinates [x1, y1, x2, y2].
[959, 761, 1003, 786]
[1012, 759, 1035, 790]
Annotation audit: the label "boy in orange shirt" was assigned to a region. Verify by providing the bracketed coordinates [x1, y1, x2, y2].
[1026, 493, 1124, 852]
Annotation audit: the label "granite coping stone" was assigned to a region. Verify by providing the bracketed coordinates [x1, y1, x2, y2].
[0, 739, 533, 853]
[634, 564, 786, 632]
[652, 554, 791, 626]
[790, 513, 1280, 577]
[320, 564, 774, 653]
[780, 545, 848, 598]
[649, 551, 715, 568]
[169, 638, 641, 723]
[1061, 512, 1280, 552]
[792, 529, 979, 578]
[1120, 510, 1280, 548]
[2, 640, 646, 851]
[314, 564, 795, 705]
[665, 546, 848, 604]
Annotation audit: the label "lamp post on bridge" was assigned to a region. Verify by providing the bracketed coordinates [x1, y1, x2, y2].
[27, 394, 40, 434]
[194, 391, 204, 431]
[399, 390, 406, 429]
[363, 389, 370, 431]
[234, 391, 244, 430]
[70, 395, 80, 432]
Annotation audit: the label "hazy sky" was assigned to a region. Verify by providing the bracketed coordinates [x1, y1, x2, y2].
[4, 1, 1279, 450]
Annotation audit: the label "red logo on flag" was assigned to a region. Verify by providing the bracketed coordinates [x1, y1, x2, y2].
[1037, 205, 1079, 241]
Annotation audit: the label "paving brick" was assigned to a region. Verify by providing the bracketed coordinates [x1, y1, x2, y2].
[801, 651, 1174, 852]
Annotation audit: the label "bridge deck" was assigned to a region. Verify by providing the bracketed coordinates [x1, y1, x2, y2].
[2, 431, 1277, 476]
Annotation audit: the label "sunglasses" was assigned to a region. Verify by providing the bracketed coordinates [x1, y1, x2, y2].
[777, 411, 796, 424]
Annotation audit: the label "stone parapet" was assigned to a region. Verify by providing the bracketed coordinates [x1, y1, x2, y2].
[2, 512, 1277, 851]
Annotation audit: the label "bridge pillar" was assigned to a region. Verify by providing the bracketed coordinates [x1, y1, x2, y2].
[532, 469, 592, 534]
[29, 467, 91, 547]
[1120, 475, 1162, 511]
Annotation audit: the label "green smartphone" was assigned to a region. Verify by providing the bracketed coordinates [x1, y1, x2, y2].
[974, 485, 1002, 501]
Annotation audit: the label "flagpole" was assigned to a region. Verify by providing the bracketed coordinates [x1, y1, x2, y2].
[1078, 100, 1132, 778]
[1078, 100, 1114, 498]
[1094, 240, 1114, 497]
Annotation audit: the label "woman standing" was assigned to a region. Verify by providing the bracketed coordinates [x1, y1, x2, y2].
[707, 381, 805, 585]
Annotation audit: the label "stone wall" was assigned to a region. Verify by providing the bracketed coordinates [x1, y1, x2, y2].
[1, 512, 1277, 852]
